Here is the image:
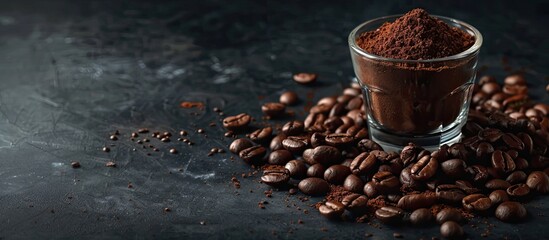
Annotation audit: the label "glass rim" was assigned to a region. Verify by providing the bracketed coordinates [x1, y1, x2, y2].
[348, 14, 483, 63]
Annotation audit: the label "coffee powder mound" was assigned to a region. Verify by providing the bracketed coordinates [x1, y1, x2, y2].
[357, 8, 475, 60]
[325, 185, 353, 203]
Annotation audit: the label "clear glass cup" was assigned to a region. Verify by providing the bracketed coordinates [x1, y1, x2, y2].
[348, 15, 483, 151]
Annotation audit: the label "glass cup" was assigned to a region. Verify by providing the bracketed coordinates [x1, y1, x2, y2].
[348, 15, 483, 151]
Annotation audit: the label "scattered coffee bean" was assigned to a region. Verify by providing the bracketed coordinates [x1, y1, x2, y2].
[440, 221, 463, 239]
[110, 135, 118, 141]
[71, 161, 80, 168]
[397, 192, 437, 210]
[105, 161, 116, 168]
[282, 120, 305, 136]
[318, 201, 345, 219]
[375, 206, 403, 224]
[239, 146, 266, 164]
[343, 174, 364, 193]
[229, 138, 254, 154]
[410, 208, 433, 226]
[298, 177, 329, 196]
[262, 102, 286, 117]
[495, 201, 527, 222]
[350, 152, 377, 175]
[169, 148, 178, 154]
[436, 208, 463, 224]
[462, 194, 491, 211]
[323, 165, 351, 185]
[285, 160, 307, 179]
[293, 73, 317, 84]
[526, 171, 549, 193]
[138, 128, 149, 133]
[341, 193, 368, 212]
[372, 171, 400, 194]
[280, 91, 299, 105]
[307, 164, 326, 178]
[102, 147, 110, 152]
[223, 113, 251, 131]
[261, 169, 290, 187]
[268, 149, 293, 166]
[249, 127, 273, 143]
[489, 190, 509, 206]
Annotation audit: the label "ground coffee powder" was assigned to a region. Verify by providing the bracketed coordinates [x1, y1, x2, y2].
[357, 8, 474, 60]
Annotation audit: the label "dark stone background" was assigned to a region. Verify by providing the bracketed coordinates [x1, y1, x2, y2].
[0, 0, 548, 239]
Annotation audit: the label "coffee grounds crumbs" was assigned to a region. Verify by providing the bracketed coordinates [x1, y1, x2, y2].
[357, 8, 475, 60]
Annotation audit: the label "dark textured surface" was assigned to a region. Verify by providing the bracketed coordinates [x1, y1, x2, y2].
[0, 0, 548, 239]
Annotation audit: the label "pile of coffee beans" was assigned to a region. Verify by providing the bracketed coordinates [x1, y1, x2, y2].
[225, 73, 549, 239]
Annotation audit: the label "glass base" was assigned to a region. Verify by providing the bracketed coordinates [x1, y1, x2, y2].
[368, 121, 464, 152]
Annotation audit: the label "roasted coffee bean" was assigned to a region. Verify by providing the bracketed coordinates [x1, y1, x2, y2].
[476, 142, 494, 161]
[319, 201, 345, 219]
[351, 127, 369, 140]
[506, 171, 527, 184]
[307, 164, 326, 178]
[436, 208, 463, 224]
[268, 149, 293, 165]
[372, 171, 400, 194]
[375, 206, 404, 224]
[342, 147, 360, 159]
[337, 94, 354, 104]
[302, 145, 341, 166]
[455, 180, 480, 194]
[386, 194, 401, 203]
[335, 123, 352, 134]
[223, 113, 251, 131]
[325, 133, 354, 148]
[293, 72, 317, 84]
[466, 165, 489, 183]
[371, 150, 399, 162]
[448, 143, 468, 161]
[282, 120, 304, 136]
[440, 221, 463, 239]
[298, 177, 329, 196]
[261, 102, 286, 117]
[504, 74, 526, 85]
[436, 184, 466, 203]
[489, 190, 509, 206]
[410, 155, 438, 181]
[323, 116, 344, 132]
[279, 91, 299, 105]
[502, 133, 524, 151]
[304, 112, 321, 129]
[478, 128, 503, 142]
[282, 136, 308, 153]
[345, 97, 363, 110]
[485, 179, 511, 190]
[261, 169, 290, 187]
[229, 138, 254, 154]
[400, 167, 423, 191]
[506, 149, 519, 159]
[343, 174, 364, 193]
[270, 134, 287, 151]
[324, 165, 351, 184]
[441, 159, 467, 179]
[239, 146, 266, 164]
[341, 193, 368, 212]
[462, 194, 491, 211]
[397, 192, 437, 211]
[285, 160, 307, 179]
[329, 103, 346, 117]
[357, 138, 383, 152]
[249, 127, 273, 143]
[310, 132, 326, 148]
[481, 82, 501, 95]
[400, 143, 423, 166]
[506, 183, 530, 198]
[491, 150, 516, 173]
[495, 201, 527, 222]
[350, 152, 377, 175]
[363, 181, 378, 198]
[410, 208, 433, 226]
[503, 94, 528, 109]
[347, 109, 366, 127]
[526, 171, 549, 193]
[517, 132, 533, 155]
